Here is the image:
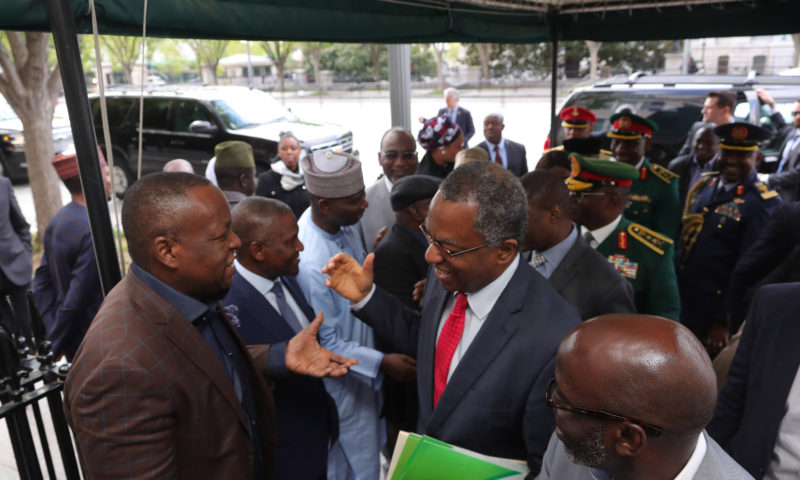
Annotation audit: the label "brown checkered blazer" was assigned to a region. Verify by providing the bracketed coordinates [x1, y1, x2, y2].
[64, 271, 276, 479]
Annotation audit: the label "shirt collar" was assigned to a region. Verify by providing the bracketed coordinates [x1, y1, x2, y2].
[691, 153, 717, 169]
[588, 215, 623, 246]
[633, 157, 645, 170]
[588, 432, 705, 480]
[131, 263, 209, 323]
[383, 175, 394, 193]
[534, 225, 577, 270]
[234, 259, 276, 296]
[464, 254, 520, 319]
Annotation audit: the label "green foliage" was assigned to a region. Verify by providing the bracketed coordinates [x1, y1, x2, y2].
[410, 44, 437, 79]
[319, 43, 387, 82]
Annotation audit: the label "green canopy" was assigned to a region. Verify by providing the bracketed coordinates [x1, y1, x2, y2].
[8, 0, 800, 43]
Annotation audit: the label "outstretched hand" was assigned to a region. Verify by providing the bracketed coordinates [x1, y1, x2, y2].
[286, 312, 358, 378]
[322, 252, 375, 303]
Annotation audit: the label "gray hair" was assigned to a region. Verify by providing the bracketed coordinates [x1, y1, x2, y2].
[484, 112, 504, 123]
[444, 87, 459, 100]
[439, 161, 527, 246]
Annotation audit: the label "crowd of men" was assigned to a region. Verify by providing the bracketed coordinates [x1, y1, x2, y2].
[1, 86, 797, 479]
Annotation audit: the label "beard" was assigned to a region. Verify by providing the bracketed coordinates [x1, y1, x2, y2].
[562, 423, 610, 468]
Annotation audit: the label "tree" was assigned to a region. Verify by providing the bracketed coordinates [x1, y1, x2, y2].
[476, 44, 490, 83]
[187, 39, 229, 84]
[261, 41, 296, 91]
[409, 44, 437, 80]
[303, 42, 323, 84]
[431, 43, 447, 88]
[370, 44, 383, 82]
[0, 32, 63, 236]
[586, 41, 601, 80]
[101, 35, 140, 82]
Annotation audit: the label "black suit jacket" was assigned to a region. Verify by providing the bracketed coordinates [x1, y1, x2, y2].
[438, 106, 475, 147]
[356, 259, 581, 475]
[476, 139, 528, 177]
[223, 273, 337, 480]
[727, 202, 800, 333]
[373, 222, 428, 310]
[547, 236, 636, 320]
[667, 153, 717, 212]
[708, 282, 800, 479]
[768, 130, 800, 202]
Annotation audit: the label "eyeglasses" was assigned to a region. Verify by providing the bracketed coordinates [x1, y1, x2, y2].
[419, 224, 488, 258]
[546, 379, 663, 437]
[381, 150, 418, 161]
[568, 191, 608, 200]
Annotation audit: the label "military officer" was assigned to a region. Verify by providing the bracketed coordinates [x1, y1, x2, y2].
[677, 122, 782, 355]
[608, 113, 681, 240]
[543, 105, 598, 151]
[568, 153, 681, 321]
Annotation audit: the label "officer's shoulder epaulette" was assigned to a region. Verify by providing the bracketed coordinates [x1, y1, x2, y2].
[649, 163, 679, 184]
[627, 222, 673, 256]
[542, 145, 565, 154]
[701, 171, 718, 177]
[753, 180, 779, 200]
[599, 149, 613, 159]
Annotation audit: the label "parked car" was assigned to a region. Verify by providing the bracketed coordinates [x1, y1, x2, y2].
[0, 97, 74, 182]
[553, 73, 800, 166]
[88, 86, 354, 197]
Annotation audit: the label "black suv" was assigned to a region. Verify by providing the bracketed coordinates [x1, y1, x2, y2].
[89, 86, 354, 196]
[555, 73, 800, 166]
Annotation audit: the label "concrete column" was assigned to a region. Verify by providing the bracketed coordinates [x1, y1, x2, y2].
[388, 44, 411, 130]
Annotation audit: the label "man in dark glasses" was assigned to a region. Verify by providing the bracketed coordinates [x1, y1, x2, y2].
[537, 314, 752, 480]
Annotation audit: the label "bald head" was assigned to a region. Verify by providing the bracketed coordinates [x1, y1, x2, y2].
[231, 196, 292, 259]
[558, 314, 717, 434]
[163, 159, 195, 174]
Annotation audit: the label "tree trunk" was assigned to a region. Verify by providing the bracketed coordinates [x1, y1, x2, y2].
[371, 44, 381, 82]
[793, 34, 800, 68]
[0, 32, 63, 237]
[477, 44, 490, 84]
[586, 41, 601, 80]
[308, 43, 321, 85]
[432, 43, 445, 88]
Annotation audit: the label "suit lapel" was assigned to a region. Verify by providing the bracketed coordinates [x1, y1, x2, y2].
[547, 237, 581, 293]
[426, 262, 526, 432]
[282, 276, 316, 321]
[128, 273, 250, 432]
[417, 270, 450, 419]
[232, 273, 298, 337]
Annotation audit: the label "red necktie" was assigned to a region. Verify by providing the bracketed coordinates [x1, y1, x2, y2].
[433, 292, 468, 407]
[493, 144, 503, 165]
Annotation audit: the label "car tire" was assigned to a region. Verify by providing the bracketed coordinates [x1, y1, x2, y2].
[111, 162, 134, 199]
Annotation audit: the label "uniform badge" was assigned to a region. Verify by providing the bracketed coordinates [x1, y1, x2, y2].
[608, 254, 638, 279]
[736, 185, 745, 196]
[629, 194, 651, 203]
[618, 230, 628, 250]
[709, 177, 718, 189]
[639, 167, 647, 180]
[618, 116, 632, 130]
[714, 202, 742, 222]
[731, 125, 748, 140]
[572, 106, 580, 117]
[570, 155, 581, 177]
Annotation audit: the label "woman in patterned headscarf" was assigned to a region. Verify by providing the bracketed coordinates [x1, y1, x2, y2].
[255, 131, 309, 218]
[415, 116, 463, 179]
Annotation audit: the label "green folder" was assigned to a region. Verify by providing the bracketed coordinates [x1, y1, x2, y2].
[388, 432, 527, 480]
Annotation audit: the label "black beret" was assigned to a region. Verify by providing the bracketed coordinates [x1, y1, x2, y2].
[390, 174, 441, 211]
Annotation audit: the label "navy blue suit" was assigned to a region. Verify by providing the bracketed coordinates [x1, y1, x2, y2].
[676, 172, 781, 339]
[356, 259, 581, 475]
[223, 272, 337, 480]
[33, 201, 103, 360]
[708, 283, 800, 478]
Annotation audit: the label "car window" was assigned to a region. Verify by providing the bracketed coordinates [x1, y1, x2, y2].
[141, 98, 171, 131]
[210, 90, 297, 130]
[91, 97, 136, 128]
[173, 99, 213, 132]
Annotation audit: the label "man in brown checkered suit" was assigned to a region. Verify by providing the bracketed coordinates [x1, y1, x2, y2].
[64, 172, 355, 479]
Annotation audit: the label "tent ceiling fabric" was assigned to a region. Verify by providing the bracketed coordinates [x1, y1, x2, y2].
[5, 0, 800, 42]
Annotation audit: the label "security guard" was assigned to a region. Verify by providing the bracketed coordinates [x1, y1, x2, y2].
[677, 122, 782, 354]
[567, 153, 681, 321]
[608, 113, 681, 240]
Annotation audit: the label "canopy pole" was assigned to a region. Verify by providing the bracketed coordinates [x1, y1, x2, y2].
[388, 44, 412, 130]
[548, 7, 560, 146]
[46, 0, 122, 295]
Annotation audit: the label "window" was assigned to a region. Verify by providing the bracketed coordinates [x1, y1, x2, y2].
[173, 99, 212, 132]
[752, 55, 767, 75]
[717, 56, 729, 75]
[141, 98, 171, 130]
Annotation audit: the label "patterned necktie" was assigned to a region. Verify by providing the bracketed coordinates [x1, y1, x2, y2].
[583, 230, 596, 248]
[271, 279, 303, 333]
[493, 143, 503, 165]
[433, 292, 468, 407]
[531, 254, 547, 271]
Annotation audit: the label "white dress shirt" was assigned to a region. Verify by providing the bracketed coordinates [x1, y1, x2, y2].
[233, 259, 309, 331]
[581, 215, 623, 249]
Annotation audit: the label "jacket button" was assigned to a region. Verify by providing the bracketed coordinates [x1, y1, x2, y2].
[716, 290, 722, 295]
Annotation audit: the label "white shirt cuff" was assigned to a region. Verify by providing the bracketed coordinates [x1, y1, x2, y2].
[350, 284, 376, 311]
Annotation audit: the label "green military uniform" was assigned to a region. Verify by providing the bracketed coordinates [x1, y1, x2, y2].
[626, 158, 681, 240]
[566, 152, 681, 321]
[595, 217, 681, 321]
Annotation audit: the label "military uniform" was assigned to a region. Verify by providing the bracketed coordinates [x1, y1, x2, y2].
[566, 152, 681, 321]
[676, 123, 782, 341]
[677, 171, 781, 339]
[596, 217, 680, 321]
[626, 158, 681, 240]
